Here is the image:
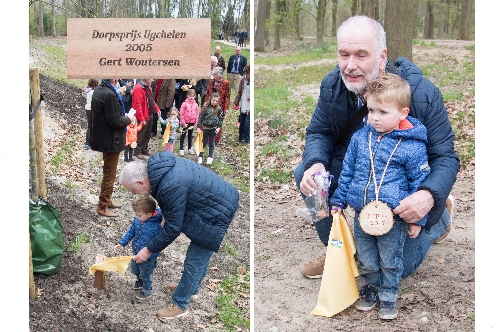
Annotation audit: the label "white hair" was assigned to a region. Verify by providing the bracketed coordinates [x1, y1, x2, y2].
[337, 15, 386, 58]
[213, 66, 224, 78]
[211, 55, 218, 63]
[120, 161, 149, 186]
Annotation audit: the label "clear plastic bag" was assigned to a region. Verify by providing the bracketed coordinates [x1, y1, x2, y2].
[296, 171, 334, 223]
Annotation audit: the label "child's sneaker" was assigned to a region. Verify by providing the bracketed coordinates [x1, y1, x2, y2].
[188, 148, 195, 155]
[206, 157, 213, 165]
[355, 284, 379, 311]
[197, 157, 203, 164]
[378, 300, 398, 320]
[179, 150, 185, 156]
[133, 279, 143, 290]
[136, 290, 152, 300]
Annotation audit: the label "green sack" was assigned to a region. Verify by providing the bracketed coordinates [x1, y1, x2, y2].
[29, 197, 64, 274]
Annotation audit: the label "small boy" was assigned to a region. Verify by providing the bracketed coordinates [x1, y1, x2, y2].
[330, 73, 430, 320]
[115, 195, 163, 300]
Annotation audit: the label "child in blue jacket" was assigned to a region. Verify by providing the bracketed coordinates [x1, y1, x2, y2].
[115, 195, 163, 300]
[330, 73, 430, 320]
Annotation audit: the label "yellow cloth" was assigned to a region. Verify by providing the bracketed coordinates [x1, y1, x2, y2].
[162, 123, 171, 147]
[89, 256, 134, 275]
[310, 212, 359, 317]
[194, 131, 203, 155]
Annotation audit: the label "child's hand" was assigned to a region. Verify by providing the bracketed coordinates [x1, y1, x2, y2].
[215, 128, 220, 134]
[161, 218, 165, 227]
[114, 244, 123, 250]
[197, 128, 202, 134]
[331, 207, 343, 215]
[408, 224, 422, 238]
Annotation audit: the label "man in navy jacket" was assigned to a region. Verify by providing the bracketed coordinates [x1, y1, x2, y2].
[227, 46, 247, 90]
[120, 154, 239, 320]
[294, 16, 459, 282]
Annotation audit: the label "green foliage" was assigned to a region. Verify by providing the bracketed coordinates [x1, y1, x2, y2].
[65, 233, 90, 252]
[222, 242, 239, 257]
[216, 272, 250, 330]
[259, 168, 290, 184]
[50, 137, 78, 173]
[430, 41, 436, 47]
[420, 40, 426, 47]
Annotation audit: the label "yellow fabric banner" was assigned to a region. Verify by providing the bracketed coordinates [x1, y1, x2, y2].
[162, 122, 171, 147]
[194, 131, 203, 155]
[89, 256, 134, 276]
[310, 212, 360, 317]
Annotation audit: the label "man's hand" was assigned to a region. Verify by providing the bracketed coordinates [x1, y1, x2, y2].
[299, 163, 326, 196]
[393, 190, 434, 224]
[133, 247, 152, 263]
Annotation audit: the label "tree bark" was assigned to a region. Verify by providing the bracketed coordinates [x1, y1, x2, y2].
[38, 1, 44, 37]
[459, 0, 473, 40]
[331, 0, 338, 38]
[385, 0, 416, 63]
[351, 0, 358, 16]
[316, 0, 326, 46]
[51, 0, 56, 37]
[273, 0, 285, 50]
[292, 0, 302, 40]
[255, 0, 270, 52]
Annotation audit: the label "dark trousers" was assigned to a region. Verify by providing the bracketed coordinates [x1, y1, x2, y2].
[180, 122, 196, 151]
[85, 109, 91, 146]
[124, 146, 134, 160]
[135, 118, 153, 155]
[98, 152, 120, 210]
[238, 111, 250, 143]
[151, 112, 159, 135]
[199, 128, 216, 158]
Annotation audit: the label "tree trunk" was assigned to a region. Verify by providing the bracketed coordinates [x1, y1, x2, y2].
[374, 0, 380, 20]
[331, 0, 338, 38]
[255, 0, 270, 51]
[38, 1, 44, 37]
[292, 0, 302, 40]
[51, 0, 56, 37]
[265, 0, 271, 46]
[385, 0, 416, 63]
[316, 0, 326, 46]
[424, 1, 434, 39]
[273, 0, 285, 50]
[351, 0, 358, 16]
[459, 0, 473, 40]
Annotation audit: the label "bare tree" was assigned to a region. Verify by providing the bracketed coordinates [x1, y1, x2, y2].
[291, 0, 303, 40]
[51, 0, 56, 36]
[255, 0, 270, 51]
[38, 0, 44, 37]
[459, 0, 473, 40]
[424, 0, 434, 39]
[331, 0, 338, 37]
[316, 0, 326, 45]
[273, 0, 286, 50]
[385, 0, 417, 62]
[351, 0, 358, 16]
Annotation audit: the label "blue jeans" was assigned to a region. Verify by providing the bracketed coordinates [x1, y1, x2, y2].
[173, 241, 214, 310]
[354, 213, 407, 302]
[130, 257, 158, 295]
[293, 161, 451, 279]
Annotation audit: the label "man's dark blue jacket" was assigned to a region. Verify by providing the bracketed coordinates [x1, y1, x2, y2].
[145, 152, 239, 253]
[301, 57, 460, 229]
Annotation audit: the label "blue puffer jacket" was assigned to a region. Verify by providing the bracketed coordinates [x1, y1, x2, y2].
[331, 116, 430, 226]
[302, 57, 460, 229]
[118, 208, 163, 260]
[145, 152, 239, 253]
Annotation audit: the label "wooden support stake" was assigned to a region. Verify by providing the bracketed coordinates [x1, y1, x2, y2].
[30, 68, 46, 199]
[94, 271, 104, 289]
[29, 235, 36, 300]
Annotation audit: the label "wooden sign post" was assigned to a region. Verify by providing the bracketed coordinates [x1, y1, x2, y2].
[67, 18, 212, 79]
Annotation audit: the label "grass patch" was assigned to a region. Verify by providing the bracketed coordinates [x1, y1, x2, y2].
[442, 90, 464, 102]
[212, 159, 235, 176]
[259, 168, 290, 184]
[50, 138, 78, 173]
[216, 272, 250, 331]
[254, 85, 298, 118]
[255, 44, 337, 65]
[65, 233, 89, 252]
[222, 242, 239, 257]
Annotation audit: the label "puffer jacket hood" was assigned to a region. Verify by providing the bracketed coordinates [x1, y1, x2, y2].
[146, 152, 239, 252]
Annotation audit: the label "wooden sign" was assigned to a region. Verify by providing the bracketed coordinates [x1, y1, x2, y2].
[67, 18, 211, 79]
[358, 200, 394, 236]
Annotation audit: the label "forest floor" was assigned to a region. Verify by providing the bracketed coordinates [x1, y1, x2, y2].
[28, 37, 250, 331]
[253, 38, 475, 331]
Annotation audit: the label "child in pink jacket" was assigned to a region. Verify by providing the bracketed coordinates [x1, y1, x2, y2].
[179, 89, 200, 156]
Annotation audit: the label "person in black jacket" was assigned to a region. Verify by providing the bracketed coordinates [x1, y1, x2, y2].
[119, 154, 239, 320]
[294, 15, 459, 298]
[90, 79, 132, 217]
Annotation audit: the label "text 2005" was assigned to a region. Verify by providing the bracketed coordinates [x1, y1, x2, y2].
[125, 44, 153, 52]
